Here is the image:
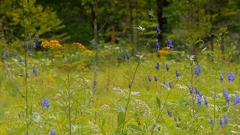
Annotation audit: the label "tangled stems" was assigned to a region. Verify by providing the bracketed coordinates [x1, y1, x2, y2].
[115, 30, 155, 133]
[150, 67, 186, 135]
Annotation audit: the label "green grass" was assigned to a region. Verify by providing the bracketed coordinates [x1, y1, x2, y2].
[0, 48, 240, 134]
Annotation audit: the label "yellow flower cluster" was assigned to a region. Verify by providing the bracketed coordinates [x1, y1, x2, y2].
[41, 40, 62, 50]
[73, 42, 86, 50]
[63, 42, 92, 55]
[61, 63, 71, 67]
[46, 75, 56, 83]
[84, 50, 93, 54]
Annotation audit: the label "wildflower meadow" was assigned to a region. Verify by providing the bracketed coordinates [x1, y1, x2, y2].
[1, 1, 240, 135]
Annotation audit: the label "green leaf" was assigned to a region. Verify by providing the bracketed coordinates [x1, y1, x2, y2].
[117, 112, 125, 127]
[156, 96, 161, 108]
[115, 104, 126, 113]
[127, 124, 144, 132]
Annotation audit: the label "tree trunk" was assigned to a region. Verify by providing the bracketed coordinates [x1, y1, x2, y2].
[129, 1, 134, 54]
[157, 0, 165, 45]
[92, 3, 98, 95]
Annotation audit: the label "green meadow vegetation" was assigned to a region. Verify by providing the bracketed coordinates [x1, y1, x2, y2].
[1, 0, 240, 135]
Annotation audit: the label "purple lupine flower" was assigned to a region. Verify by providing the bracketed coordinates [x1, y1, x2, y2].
[195, 87, 202, 97]
[35, 34, 39, 41]
[234, 94, 240, 106]
[167, 109, 172, 117]
[40, 98, 50, 108]
[178, 116, 181, 121]
[194, 64, 201, 76]
[5, 51, 9, 58]
[220, 72, 223, 83]
[220, 116, 223, 127]
[166, 64, 169, 72]
[228, 72, 234, 82]
[148, 76, 152, 82]
[25, 42, 29, 50]
[156, 26, 160, 35]
[174, 115, 177, 121]
[175, 70, 180, 78]
[33, 42, 37, 49]
[169, 82, 172, 89]
[14, 50, 17, 57]
[154, 76, 158, 82]
[223, 88, 230, 105]
[124, 52, 130, 61]
[156, 41, 160, 50]
[197, 95, 202, 106]
[19, 56, 23, 62]
[33, 67, 38, 76]
[166, 38, 174, 50]
[224, 114, 228, 125]
[26, 72, 29, 78]
[28, 33, 31, 40]
[210, 116, 214, 126]
[204, 96, 208, 106]
[155, 62, 160, 71]
[50, 130, 56, 135]
[190, 87, 194, 95]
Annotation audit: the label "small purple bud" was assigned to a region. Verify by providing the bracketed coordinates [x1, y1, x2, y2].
[166, 38, 174, 50]
[220, 72, 223, 83]
[26, 72, 29, 78]
[220, 116, 223, 127]
[41, 98, 50, 108]
[234, 94, 240, 106]
[33, 67, 38, 76]
[175, 70, 180, 78]
[19, 56, 23, 62]
[178, 116, 181, 121]
[223, 88, 230, 105]
[14, 50, 17, 57]
[33, 43, 37, 49]
[210, 116, 214, 126]
[190, 87, 194, 95]
[167, 109, 172, 117]
[51, 130, 56, 135]
[224, 114, 228, 125]
[28, 33, 31, 40]
[124, 52, 130, 61]
[166, 64, 169, 72]
[228, 72, 234, 82]
[174, 115, 177, 121]
[25, 42, 29, 50]
[169, 82, 172, 89]
[155, 62, 160, 71]
[5, 51, 9, 58]
[163, 81, 166, 86]
[194, 64, 201, 76]
[35, 34, 39, 41]
[148, 76, 152, 82]
[204, 96, 208, 106]
[154, 76, 158, 82]
[156, 26, 160, 35]
[197, 95, 202, 106]
[156, 41, 160, 50]
[195, 88, 202, 97]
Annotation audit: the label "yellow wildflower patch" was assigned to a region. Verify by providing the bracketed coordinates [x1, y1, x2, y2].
[41, 40, 62, 50]
[54, 54, 63, 58]
[46, 75, 56, 83]
[84, 50, 93, 54]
